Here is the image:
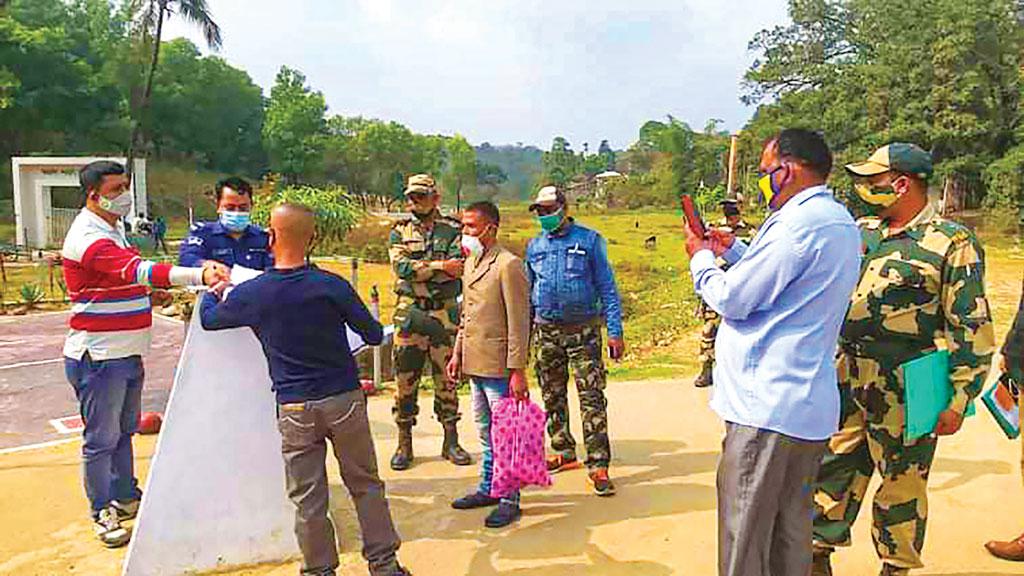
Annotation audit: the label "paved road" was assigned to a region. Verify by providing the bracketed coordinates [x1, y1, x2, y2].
[0, 311, 184, 449]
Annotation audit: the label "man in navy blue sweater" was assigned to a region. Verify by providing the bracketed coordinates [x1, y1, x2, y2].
[201, 203, 408, 576]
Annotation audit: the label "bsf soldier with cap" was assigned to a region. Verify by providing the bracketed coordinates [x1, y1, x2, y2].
[694, 198, 755, 388]
[387, 174, 472, 471]
[812, 144, 995, 576]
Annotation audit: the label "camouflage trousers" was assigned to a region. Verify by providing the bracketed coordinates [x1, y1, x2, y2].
[813, 353, 938, 570]
[697, 301, 720, 371]
[391, 297, 461, 427]
[533, 321, 611, 470]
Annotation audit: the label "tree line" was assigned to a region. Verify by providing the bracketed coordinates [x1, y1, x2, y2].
[7, 0, 1020, 213]
[737, 0, 1024, 210]
[0, 0, 510, 212]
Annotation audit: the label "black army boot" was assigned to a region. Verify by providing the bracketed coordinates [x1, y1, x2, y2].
[441, 423, 472, 466]
[390, 425, 414, 471]
[693, 363, 713, 388]
[811, 548, 833, 576]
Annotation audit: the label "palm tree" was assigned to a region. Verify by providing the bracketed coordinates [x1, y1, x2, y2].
[125, 0, 222, 187]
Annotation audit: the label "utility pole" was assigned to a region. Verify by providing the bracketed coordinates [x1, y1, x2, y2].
[726, 134, 739, 200]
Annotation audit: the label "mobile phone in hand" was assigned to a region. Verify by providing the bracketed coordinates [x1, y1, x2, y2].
[681, 195, 706, 237]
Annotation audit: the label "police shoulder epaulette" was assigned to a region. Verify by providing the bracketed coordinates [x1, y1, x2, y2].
[189, 221, 207, 232]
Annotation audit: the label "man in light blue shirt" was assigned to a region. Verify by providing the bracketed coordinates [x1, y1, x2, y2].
[685, 129, 861, 576]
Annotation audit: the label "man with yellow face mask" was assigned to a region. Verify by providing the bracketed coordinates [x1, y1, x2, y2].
[812, 144, 996, 576]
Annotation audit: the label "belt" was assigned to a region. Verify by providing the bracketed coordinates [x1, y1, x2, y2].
[410, 297, 455, 311]
[535, 317, 601, 333]
[841, 341, 933, 365]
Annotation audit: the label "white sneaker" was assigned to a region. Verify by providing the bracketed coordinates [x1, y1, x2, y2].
[111, 498, 140, 521]
[94, 506, 131, 548]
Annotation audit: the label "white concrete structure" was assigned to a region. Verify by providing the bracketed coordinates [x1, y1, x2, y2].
[123, 272, 383, 575]
[122, 309, 298, 576]
[10, 157, 147, 248]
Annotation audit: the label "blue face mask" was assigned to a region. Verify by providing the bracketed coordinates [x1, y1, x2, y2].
[220, 211, 251, 232]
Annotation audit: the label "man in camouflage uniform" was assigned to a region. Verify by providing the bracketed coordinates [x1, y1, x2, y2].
[694, 198, 754, 388]
[388, 174, 471, 471]
[812, 144, 995, 576]
[984, 278, 1024, 561]
[526, 186, 625, 497]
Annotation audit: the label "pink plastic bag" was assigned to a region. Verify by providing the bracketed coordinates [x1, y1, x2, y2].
[489, 397, 553, 499]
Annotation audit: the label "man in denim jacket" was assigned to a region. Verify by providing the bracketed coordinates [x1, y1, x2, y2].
[525, 185, 624, 497]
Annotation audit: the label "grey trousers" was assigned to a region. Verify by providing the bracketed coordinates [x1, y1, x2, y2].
[277, 390, 401, 576]
[718, 422, 827, 576]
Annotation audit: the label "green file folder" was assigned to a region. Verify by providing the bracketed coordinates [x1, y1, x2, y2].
[902, 349, 975, 442]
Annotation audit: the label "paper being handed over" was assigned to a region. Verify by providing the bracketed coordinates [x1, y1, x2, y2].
[220, 264, 389, 355]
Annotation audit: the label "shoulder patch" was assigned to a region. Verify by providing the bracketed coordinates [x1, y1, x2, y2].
[927, 217, 972, 241]
[189, 222, 206, 232]
[437, 217, 462, 232]
[185, 236, 204, 247]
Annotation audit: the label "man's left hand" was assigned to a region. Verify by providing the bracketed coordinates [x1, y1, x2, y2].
[510, 369, 528, 399]
[608, 337, 625, 361]
[935, 409, 965, 436]
[684, 223, 710, 257]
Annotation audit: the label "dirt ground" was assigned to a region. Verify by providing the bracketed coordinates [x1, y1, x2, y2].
[0, 375, 1021, 576]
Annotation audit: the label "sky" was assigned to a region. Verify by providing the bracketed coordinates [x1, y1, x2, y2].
[164, 0, 791, 150]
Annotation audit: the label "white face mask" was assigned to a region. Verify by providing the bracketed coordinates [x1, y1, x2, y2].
[461, 233, 485, 257]
[98, 190, 133, 217]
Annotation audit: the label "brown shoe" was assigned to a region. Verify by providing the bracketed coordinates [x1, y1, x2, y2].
[811, 547, 832, 576]
[986, 532, 1024, 561]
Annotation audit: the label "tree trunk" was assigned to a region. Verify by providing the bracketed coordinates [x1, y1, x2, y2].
[126, 0, 166, 196]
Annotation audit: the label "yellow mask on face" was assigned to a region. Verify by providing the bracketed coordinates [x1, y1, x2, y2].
[758, 173, 776, 208]
[853, 183, 899, 208]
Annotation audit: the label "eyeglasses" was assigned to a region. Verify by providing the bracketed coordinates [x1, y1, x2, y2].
[406, 192, 430, 201]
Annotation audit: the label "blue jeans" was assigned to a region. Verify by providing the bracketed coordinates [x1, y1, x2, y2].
[65, 354, 144, 518]
[471, 376, 519, 506]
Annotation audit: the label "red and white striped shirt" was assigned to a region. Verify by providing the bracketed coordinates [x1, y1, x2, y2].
[62, 209, 175, 360]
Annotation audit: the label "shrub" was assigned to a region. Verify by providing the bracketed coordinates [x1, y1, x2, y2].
[19, 283, 45, 309]
[251, 182, 362, 256]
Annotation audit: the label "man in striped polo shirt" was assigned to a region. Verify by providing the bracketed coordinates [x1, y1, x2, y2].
[62, 161, 228, 548]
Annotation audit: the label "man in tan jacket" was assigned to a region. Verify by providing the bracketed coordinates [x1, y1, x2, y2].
[446, 201, 531, 529]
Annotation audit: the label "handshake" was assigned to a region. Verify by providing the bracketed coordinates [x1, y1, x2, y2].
[201, 261, 232, 294]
